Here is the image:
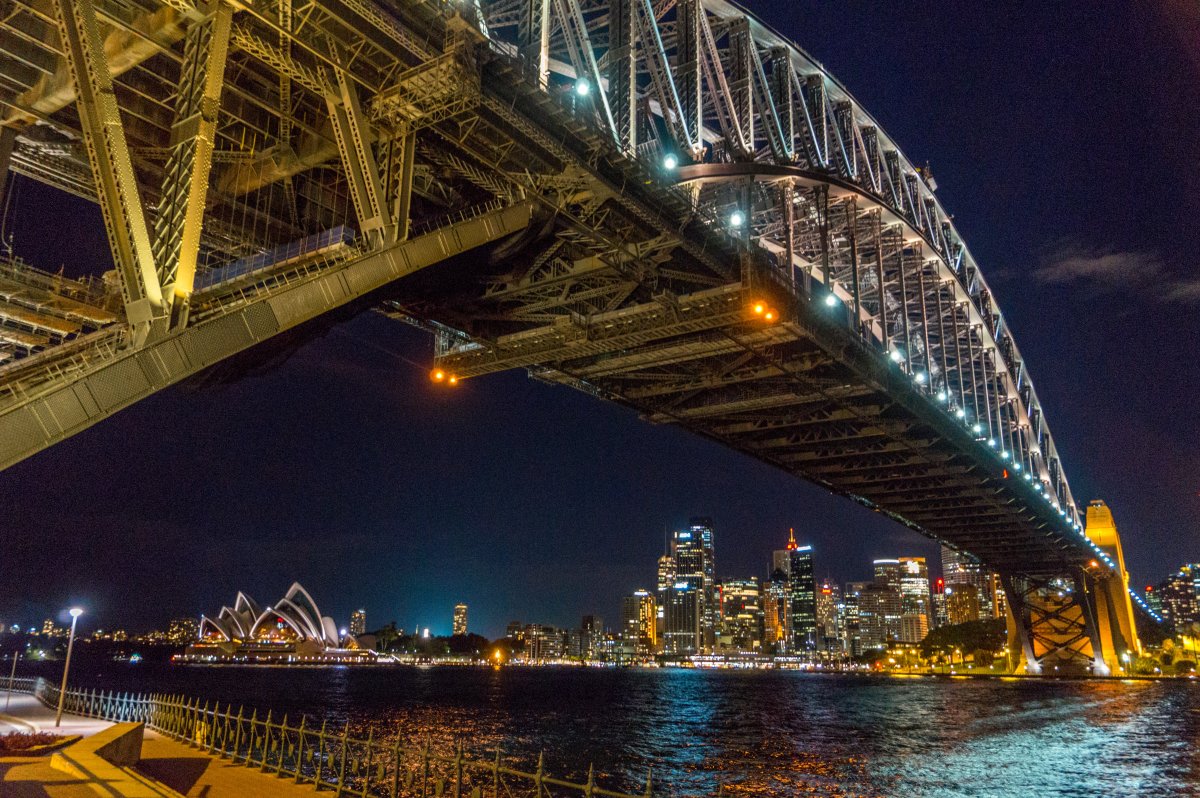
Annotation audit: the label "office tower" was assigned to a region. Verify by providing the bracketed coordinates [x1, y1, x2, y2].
[1157, 565, 1200, 628]
[663, 580, 701, 655]
[941, 546, 994, 619]
[622, 590, 657, 654]
[718, 578, 764, 653]
[945, 584, 981, 625]
[452, 603, 468, 636]
[898, 557, 931, 643]
[991, 575, 1008, 621]
[816, 579, 841, 651]
[656, 554, 676, 628]
[841, 581, 868, 656]
[350, 609, 366, 637]
[932, 578, 949, 628]
[856, 582, 900, 650]
[763, 568, 789, 653]
[580, 615, 604, 659]
[673, 519, 717, 650]
[773, 529, 816, 653]
[871, 560, 904, 643]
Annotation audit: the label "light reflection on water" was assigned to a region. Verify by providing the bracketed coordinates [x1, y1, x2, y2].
[24, 660, 1200, 797]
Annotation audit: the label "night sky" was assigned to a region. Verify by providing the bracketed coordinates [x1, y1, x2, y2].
[1, 2, 1197, 638]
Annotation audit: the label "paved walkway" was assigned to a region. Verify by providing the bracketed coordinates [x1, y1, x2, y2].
[0, 691, 321, 797]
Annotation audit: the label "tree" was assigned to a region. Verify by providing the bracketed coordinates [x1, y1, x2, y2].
[1174, 659, 1196, 675]
[919, 619, 1006, 660]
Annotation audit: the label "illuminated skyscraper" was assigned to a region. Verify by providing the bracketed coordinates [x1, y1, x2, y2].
[662, 580, 701, 655]
[717, 578, 763, 653]
[350, 609, 366, 636]
[941, 546, 993, 619]
[871, 560, 903, 642]
[816, 579, 841, 651]
[452, 603, 468, 636]
[898, 557, 931, 643]
[842, 581, 869, 655]
[672, 519, 717, 651]
[622, 590, 657, 654]
[580, 615, 603, 659]
[763, 568, 789, 653]
[773, 529, 816, 653]
[1157, 564, 1200, 629]
[945, 584, 981, 625]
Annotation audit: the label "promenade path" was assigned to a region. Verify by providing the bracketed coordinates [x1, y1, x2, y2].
[0, 690, 320, 797]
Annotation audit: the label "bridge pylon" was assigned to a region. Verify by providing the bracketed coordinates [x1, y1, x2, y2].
[1002, 499, 1140, 676]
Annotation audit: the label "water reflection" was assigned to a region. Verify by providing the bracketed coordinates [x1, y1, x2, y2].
[21, 658, 1200, 797]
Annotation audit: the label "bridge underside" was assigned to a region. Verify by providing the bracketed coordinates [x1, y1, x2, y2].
[0, 0, 1153, 673]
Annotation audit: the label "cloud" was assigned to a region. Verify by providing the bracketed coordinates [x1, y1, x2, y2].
[1033, 246, 1200, 305]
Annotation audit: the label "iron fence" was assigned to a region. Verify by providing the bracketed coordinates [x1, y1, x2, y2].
[8, 677, 654, 798]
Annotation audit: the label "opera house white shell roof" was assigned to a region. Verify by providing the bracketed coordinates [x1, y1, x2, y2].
[199, 582, 347, 649]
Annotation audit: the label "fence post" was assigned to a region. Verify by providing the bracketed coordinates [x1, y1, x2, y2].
[335, 720, 349, 797]
[492, 747, 501, 797]
[233, 707, 245, 763]
[261, 710, 273, 771]
[454, 740, 464, 798]
[277, 714, 289, 775]
[421, 738, 430, 798]
[295, 715, 307, 782]
[314, 719, 328, 788]
[643, 767, 653, 798]
[361, 728, 373, 798]
[390, 735, 402, 798]
[535, 753, 544, 798]
[585, 764, 595, 798]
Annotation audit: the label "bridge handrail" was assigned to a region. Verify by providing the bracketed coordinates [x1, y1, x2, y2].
[6, 677, 656, 798]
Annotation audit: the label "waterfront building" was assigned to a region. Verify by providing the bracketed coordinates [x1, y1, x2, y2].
[1145, 585, 1164, 617]
[717, 578, 763, 653]
[816, 579, 841, 651]
[941, 546, 994, 619]
[898, 557, 931, 642]
[991, 576, 1008, 621]
[932, 578, 949, 628]
[453, 604, 468, 636]
[672, 519, 718, 650]
[525, 624, 563, 662]
[40, 618, 56, 637]
[580, 615, 604, 659]
[763, 569, 789, 653]
[841, 581, 869, 656]
[189, 583, 372, 663]
[622, 590, 657, 654]
[945, 584, 982, 625]
[857, 582, 901, 650]
[350, 609, 367, 637]
[773, 530, 816, 653]
[662, 580, 701, 655]
[167, 617, 199, 645]
[871, 561, 904, 642]
[1156, 565, 1200, 629]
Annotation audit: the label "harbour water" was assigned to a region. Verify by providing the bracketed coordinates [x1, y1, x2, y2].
[14, 659, 1200, 797]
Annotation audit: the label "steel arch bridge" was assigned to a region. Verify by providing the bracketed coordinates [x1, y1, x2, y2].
[0, 0, 1155, 672]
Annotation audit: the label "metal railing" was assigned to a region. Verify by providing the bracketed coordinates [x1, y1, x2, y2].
[9, 678, 654, 798]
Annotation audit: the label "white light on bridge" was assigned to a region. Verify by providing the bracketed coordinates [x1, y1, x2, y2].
[914, 371, 927, 384]
[729, 210, 745, 227]
[972, 423, 983, 434]
[663, 153, 679, 170]
[575, 78, 591, 96]
[824, 293, 838, 307]
[1013, 462, 1022, 471]
[937, 391, 947, 402]
[955, 408, 966, 419]
[987, 438, 997, 447]
[889, 349, 904, 363]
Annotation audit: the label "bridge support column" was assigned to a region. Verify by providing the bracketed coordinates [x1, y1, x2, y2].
[1002, 570, 1104, 675]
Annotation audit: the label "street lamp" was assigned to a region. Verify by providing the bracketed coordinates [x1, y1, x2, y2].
[54, 608, 83, 727]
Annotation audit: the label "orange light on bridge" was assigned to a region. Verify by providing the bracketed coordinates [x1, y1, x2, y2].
[764, 310, 776, 322]
[448, 375, 459, 385]
[430, 368, 446, 382]
[752, 301, 766, 315]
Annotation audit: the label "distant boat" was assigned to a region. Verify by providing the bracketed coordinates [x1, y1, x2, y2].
[129, 653, 142, 664]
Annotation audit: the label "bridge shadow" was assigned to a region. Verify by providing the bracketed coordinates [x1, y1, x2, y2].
[134, 755, 212, 794]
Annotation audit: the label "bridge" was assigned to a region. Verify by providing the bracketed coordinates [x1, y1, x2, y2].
[0, 0, 1158, 673]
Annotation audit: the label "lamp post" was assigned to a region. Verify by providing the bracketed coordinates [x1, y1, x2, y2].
[5, 649, 18, 711]
[54, 608, 83, 727]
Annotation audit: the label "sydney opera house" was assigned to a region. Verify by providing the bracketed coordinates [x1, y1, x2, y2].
[181, 582, 376, 664]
